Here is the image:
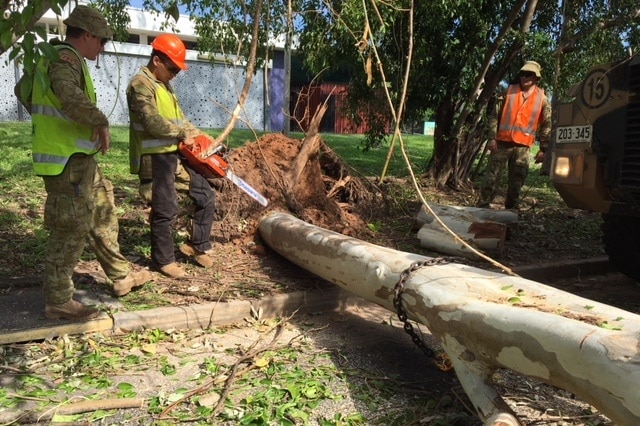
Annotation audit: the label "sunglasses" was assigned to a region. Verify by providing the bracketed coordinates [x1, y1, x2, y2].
[520, 71, 536, 78]
[91, 34, 109, 46]
[160, 58, 181, 75]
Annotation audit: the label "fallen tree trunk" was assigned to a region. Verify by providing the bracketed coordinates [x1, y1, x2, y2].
[258, 211, 640, 426]
[415, 203, 519, 228]
[417, 219, 506, 257]
[414, 203, 518, 258]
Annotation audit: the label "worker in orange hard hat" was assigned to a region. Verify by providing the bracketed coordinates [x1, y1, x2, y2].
[126, 33, 222, 279]
[151, 33, 188, 71]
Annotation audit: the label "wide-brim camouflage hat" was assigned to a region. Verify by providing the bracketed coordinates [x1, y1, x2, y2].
[63, 5, 113, 39]
[519, 60, 542, 78]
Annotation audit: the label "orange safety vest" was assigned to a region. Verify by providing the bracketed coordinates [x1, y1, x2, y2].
[496, 84, 545, 147]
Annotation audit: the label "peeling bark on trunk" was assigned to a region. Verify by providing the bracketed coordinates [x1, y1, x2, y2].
[417, 222, 506, 257]
[259, 212, 640, 426]
[414, 203, 518, 258]
[415, 203, 519, 227]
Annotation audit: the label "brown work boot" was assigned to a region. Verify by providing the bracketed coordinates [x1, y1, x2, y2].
[45, 299, 100, 321]
[157, 262, 187, 279]
[179, 243, 213, 268]
[113, 269, 155, 296]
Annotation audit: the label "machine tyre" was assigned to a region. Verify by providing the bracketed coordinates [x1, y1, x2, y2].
[602, 214, 640, 282]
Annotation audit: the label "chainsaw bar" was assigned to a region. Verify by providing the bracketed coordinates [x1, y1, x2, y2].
[226, 170, 269, 207]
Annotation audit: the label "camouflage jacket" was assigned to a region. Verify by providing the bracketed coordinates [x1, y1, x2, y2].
[126, 66, 199, 141]
[14, 39, 109, 129]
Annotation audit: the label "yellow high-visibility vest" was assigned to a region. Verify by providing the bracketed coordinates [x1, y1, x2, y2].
[129, 73, 185, 174]
[31, 45, 97, 176]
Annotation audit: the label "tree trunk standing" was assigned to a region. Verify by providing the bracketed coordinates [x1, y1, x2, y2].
[429, 93, 490, 189]
[259, 212, 640, 426]
[283, 0, 293, 137]
[429, 81, 498, 188]
[444, 0, 529, 183]
[430, 0, 541, 189]
[429, 102, 457, 187]
[456, 126, 485, 183]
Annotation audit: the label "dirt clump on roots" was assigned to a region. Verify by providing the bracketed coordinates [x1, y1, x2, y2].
[209, 132, 381, 245]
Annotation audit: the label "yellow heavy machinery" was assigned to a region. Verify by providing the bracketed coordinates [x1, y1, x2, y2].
[551, 53, 640, 281]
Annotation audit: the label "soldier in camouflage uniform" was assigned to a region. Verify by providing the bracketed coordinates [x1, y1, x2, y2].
[127, 34, 219, 279]
[477, 61, 552, 210]
[14, 5, 153, 322]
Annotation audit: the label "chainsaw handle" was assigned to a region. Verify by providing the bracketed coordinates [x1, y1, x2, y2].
[178, 141, 228, 179]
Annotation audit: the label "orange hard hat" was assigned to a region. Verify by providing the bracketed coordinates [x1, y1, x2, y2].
[151, 34, 188, 70]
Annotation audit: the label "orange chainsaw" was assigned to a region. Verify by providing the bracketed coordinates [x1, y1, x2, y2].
[179, 135, 268, 207]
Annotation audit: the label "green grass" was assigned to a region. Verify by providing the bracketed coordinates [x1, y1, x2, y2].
[0, 124, 42, 200]
[307, 132, 433, 178]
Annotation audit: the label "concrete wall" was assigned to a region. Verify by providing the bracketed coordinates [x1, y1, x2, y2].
[1, 43, 282, 131]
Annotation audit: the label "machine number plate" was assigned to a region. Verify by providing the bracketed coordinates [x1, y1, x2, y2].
[555, 125, 592, 143]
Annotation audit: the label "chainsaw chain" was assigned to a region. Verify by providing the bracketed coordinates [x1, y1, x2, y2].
[393, 257, 452, 361]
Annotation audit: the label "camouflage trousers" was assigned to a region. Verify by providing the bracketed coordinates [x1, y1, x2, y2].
[477, 141, 530, 209]
[42, 154, 130, 304]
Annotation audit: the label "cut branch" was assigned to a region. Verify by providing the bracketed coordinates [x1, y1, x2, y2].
[5, 398, 145, 424]
[414, 202, 518, 258]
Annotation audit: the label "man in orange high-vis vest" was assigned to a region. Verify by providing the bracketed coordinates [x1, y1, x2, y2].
[477, 60, 551, 210]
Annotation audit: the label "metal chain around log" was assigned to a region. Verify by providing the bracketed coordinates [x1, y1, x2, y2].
[393, 257, 454, 372]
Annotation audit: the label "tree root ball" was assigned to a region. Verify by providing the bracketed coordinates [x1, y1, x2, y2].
[210, 133, 384, 244]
